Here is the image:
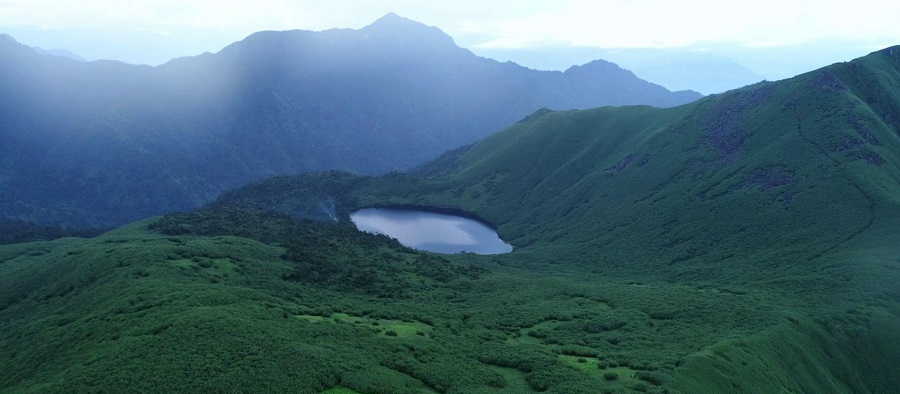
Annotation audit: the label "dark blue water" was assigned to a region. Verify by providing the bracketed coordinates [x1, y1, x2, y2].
[350, 208, 513, 255]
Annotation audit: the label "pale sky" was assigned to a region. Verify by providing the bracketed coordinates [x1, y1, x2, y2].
[2, 1, 899, 83]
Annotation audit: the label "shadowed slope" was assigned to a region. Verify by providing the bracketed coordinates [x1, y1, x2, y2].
[0, 14, 699, 229]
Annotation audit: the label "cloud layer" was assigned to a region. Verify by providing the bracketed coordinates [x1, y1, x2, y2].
[3, 0, 897, 50]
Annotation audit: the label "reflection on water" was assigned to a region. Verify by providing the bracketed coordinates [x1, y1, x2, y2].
[350, 208, 513, 255]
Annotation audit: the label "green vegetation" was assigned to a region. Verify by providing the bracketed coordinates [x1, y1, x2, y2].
[322, 388, 366, 394]
[6, 215, 751, 394]
[2, 48, 899, 393]
[0, 219, 105, 245]
[296, 312, 431, 339]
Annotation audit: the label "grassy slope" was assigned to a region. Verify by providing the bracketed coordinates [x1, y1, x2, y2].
[0, 215, 469, 394]
[2, 49, 899, 393]
[1, 213, 800, 394]
[351, 47, 900, 393]
[365, 69, 899, 284]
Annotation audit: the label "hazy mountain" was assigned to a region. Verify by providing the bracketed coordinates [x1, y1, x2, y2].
[32, 46, 85, 62]
[470, 43, 882, 95]
[0, 27, 189, 66]
[0, 14, 700, 229]
[472, 46, 767, 94]
[603, 50, 766, 94]
[0, 33, 84, 61]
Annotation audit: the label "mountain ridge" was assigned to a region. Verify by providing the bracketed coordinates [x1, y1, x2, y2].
[212, 45, 900, 294]
[205, 46, 900, 392]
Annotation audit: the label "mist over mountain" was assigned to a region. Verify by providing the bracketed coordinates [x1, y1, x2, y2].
[31, 46, 85, 62]
[472, 46, 767, 94]
[471, 44, 883, 95]
[607, 51, 766, 94]
[0, 14, 700, 228]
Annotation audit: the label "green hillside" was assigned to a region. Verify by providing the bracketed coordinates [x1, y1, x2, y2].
[216, 47, 900, 391]
[354, 47, 900, 392]
[360, 47, 900, 286]
[2, 48, 899, 393]
[6, 211, 863, 394]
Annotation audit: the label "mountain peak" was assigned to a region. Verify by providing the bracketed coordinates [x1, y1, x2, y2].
[355, 13, 458, 52]
[361, 13, 452, 42]
[565, 59, 622, 73]
[366, 12, 425, 29]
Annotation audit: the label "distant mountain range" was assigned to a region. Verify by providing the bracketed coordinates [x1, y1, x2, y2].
[31, 46, 85, 62]
[473, 46, 767, 94]
[0, 14, 700, 228]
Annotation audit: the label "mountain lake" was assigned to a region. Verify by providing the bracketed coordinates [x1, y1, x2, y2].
[350, 207, 513, 255]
